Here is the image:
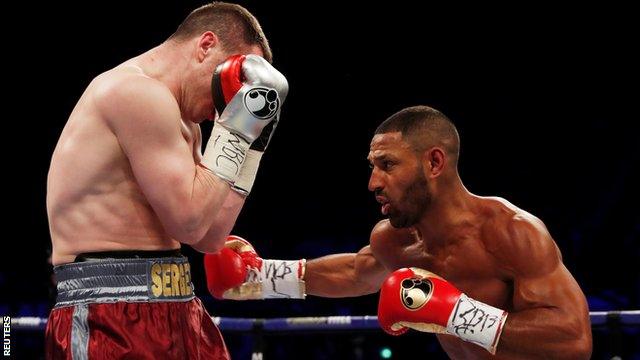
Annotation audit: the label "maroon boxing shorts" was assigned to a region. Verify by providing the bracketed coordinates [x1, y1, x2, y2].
[45, 251, 229, 359]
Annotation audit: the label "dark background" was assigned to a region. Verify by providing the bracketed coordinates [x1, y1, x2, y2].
[2, 1, 638, 359]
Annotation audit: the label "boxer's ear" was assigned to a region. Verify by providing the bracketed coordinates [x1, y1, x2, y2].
[197, 31, 219, 62]
[422, 147, 445, 178]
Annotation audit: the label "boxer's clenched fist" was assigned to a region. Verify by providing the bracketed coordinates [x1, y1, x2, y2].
[378, 267, 508, 354]
[205, 235, 305, 300]
[202, 54, 288, 191]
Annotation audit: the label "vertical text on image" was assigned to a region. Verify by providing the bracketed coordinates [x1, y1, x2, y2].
[2, 316, 10, 357]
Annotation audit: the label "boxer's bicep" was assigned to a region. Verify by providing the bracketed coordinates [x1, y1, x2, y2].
[502, 216, 589, 327]
[354, 245, 389, 291]
[97, 77, 198, 236]
[494, 217, 592, 356]
[501, 217, 566, 309]
[305, 246, 385, 297]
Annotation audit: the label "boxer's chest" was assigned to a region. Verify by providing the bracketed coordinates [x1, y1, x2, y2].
[382, 235, 512, 310]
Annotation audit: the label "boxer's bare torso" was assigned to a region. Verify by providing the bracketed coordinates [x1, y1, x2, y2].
[299, 118, 590, 358]
[47, 62, 202, 265]
[371, 196, 578, 359]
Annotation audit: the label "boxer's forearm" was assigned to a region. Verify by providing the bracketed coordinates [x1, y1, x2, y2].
[191, 190, 246, 253]
[162, 166, 230, 245]
[496, 307, 592, 359]
[305, 253, 380, 298]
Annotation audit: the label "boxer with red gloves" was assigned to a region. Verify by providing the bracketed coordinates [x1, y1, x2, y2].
[206, 106, 592, 359]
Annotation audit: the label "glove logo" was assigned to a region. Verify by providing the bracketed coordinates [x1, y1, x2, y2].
[244, 87, 279, 119]
[400, 278, 433, 311]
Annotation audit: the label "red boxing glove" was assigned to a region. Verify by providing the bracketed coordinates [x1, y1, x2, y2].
[378, 267, 508, 354]
[204, 235, 258, 299]
[211, 54, 245, 115]
[204, 235, 305, 300]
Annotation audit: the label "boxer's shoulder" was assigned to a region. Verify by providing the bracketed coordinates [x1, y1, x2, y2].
[478, 196, 546, 239]
[86, 68, 180, 133]
[97, 69, 170, 102]
[369, 219, 417, 256]
[478, 197, 558, 272]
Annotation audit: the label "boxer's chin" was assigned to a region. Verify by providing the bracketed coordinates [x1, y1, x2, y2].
[388, 211, 413, 229]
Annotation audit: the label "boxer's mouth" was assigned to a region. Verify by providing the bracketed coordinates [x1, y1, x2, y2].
[375, 195, 388, 204]
[375, 196, 390, 215]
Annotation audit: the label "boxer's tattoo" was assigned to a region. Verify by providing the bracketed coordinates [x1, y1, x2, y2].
[450, 296, 500, 335]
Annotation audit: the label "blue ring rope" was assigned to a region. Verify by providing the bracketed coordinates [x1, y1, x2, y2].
[6, 311, 640, 332]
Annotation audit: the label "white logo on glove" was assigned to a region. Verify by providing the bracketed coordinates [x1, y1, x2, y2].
[244, 87, 280, 119]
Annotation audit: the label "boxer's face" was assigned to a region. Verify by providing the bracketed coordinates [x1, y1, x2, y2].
[368, 132, 431, 228]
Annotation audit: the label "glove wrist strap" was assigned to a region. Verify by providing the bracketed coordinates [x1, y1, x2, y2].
[232, 149, 263, 196]
[202, 124, 250, 184]
[259, 259, 306, 299]
[445, 293, 508, 354]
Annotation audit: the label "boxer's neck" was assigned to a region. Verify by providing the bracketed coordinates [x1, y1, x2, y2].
[415, 175, 477, 246]
[129, 42, 190, 107]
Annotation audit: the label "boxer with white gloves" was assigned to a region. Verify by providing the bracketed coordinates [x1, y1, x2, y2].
[45, 3, 286, 359]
